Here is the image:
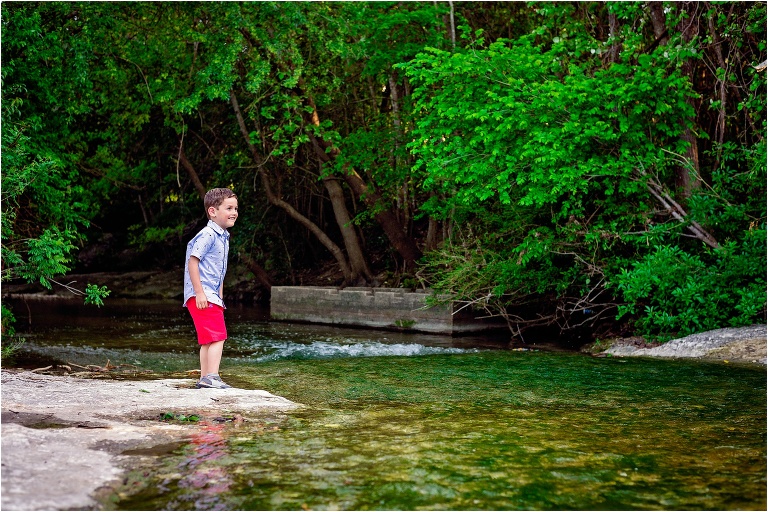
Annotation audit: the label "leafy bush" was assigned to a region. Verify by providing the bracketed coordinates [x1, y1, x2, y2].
[404, 20, 766, 341]
[402, 36, 690, 336]
[614, 231, 766, 340]
[1, 303, 24, 361]
[1, 81, 110, 356]
[614, 139, 767, 340]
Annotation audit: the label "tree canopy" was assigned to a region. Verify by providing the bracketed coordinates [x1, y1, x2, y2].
[2, 1, 765, 341]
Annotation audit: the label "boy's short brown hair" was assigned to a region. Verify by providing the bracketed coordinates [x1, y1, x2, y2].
[204, 188, 237, 218]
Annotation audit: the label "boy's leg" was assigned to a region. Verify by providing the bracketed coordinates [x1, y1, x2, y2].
[189, 301, 226, 377]
[199, 343, 211, 377]
[204, 340, 225, 376]
[197, 340, 231, 388]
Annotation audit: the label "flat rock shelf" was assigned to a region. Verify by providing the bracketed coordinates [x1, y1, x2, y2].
[602, 324, 767, 365]
[0, 372, 298, 511]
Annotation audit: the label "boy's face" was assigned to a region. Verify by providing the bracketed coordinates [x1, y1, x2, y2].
[208, 197, 239, 229]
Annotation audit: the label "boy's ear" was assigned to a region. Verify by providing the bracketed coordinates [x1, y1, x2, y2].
[207, 206, 216, 218]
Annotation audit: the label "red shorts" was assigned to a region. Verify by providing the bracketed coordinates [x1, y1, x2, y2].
[186, 297, 227, 345]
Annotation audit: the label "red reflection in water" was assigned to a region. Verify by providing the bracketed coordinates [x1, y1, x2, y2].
[176, 422, 232, 510]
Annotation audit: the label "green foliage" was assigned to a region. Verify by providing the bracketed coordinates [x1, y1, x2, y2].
[0, 338, 25, 364]
[615, 138, 767, 340]
[401, 36, 687, 333]
[1, 1, 764, 342]
[1, 23, 111, 330]
[0, 113, 109, 300]
[691, 140, 767, 239]
[1, 303, 25, 362]
[128, 224, 186, 251]
[16, 228, 77, 287]
[402, 6, 766, 339]
[402, 37, 691, 211]
[615, 232, 766, 340]
[84, 284, 111, 307]
[159, 412, 200, 422]
[342, 1, 450, 77]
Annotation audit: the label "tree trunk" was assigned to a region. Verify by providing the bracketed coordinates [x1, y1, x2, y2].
[637, 168, 719, 249]
[705, 4, 728, 150]
[424, 191, 440, 253]
[342, 166, 423, 269]
[607, 11, 621, 64]
[303, 95, 423, 271]
[676, 2, 703, 198]
[648, 2, 669, 43]
[230, 90, 354, 283]
[246, 24, 422, 274]
[388, 74, 401, 130]
[240, 252, 274, 290]
[387, 73, 410, 231]
[178, 146, 207, 201]
[304, 100, 375, 285]
[322, 172, 375, 284]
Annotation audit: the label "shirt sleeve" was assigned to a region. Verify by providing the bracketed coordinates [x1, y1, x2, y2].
[189, 229, 215, 261]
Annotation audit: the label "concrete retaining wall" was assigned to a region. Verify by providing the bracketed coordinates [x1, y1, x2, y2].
[270, 286, 505, 335]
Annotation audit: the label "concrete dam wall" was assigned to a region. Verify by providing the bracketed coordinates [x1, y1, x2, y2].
[270, 286, 505, 335]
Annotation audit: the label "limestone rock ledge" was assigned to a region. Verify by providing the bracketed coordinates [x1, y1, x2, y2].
[1, 372, 298, 511]
[603, 324, 767, 365]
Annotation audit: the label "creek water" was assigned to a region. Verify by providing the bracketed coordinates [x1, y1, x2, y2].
[7, 297, 767, 510]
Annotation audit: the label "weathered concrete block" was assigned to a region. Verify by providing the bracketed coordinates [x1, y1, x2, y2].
[270, 286, 505, 335]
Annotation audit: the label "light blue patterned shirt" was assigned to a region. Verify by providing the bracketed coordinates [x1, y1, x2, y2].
[183, 220, 230, 308]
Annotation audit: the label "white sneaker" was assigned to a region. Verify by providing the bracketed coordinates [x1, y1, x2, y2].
[197, 374, 232, 389]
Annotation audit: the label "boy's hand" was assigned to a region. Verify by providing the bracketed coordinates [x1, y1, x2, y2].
[188, 257, 207, 309]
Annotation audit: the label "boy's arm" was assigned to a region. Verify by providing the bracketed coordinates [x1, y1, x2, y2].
[188, 256, 208, 310]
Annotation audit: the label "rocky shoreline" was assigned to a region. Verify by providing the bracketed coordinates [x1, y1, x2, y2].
[1, 372, 298, 511]
[587, 324, 767, 365]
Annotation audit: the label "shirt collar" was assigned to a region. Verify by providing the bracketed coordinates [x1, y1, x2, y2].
[207, 219, 229, 238]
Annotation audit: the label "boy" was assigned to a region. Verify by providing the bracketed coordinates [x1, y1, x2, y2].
[183, 187, 238, 389]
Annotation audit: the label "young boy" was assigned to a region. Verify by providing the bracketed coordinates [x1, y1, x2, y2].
[183, 187, 239, 389]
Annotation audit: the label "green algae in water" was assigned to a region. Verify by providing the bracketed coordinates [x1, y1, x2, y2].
[118, 351, 766, 510]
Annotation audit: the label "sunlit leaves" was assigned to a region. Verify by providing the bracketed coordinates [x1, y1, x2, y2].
[402, 38, 692, 213]
[402, 4, 765, 337]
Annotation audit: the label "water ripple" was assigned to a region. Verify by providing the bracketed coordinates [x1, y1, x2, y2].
[240, 340, 477, 362]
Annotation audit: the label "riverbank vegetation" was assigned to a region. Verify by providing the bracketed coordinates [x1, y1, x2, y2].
[2, 2, 765, 342]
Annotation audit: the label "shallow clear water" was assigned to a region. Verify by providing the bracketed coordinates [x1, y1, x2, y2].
[8, 298, 767, 510]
